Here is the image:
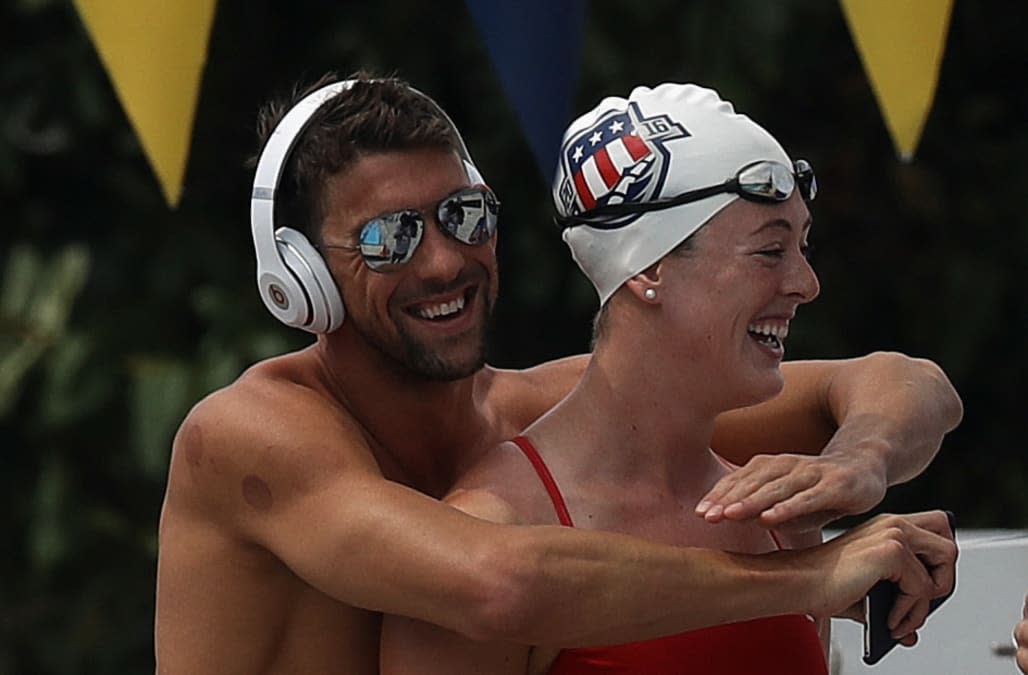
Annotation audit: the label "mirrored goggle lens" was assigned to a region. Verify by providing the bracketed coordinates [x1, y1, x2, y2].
[737, 162, 796, 202]
[794, 159, 817, 201]
[438, 186, 499, 246]
[358, 211, 425, 271]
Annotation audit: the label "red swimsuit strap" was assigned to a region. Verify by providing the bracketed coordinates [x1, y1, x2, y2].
[511, 436, 574, 527]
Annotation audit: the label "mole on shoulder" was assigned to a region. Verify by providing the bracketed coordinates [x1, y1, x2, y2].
[242, 475, 274, 511]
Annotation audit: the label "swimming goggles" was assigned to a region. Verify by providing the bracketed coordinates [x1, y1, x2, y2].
[323, 185, 500, 271]
[556, 159, 815, 229]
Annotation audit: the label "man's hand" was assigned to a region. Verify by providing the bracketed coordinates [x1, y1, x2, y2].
[1016, 593, 1028, 673]
[695, 450, 886, 533]
[801, 511, 956, 642]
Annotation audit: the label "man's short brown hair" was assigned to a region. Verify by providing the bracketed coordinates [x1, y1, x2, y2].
[253, 71, 462, 244]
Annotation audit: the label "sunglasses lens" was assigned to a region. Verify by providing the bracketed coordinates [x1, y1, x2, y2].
[355, 187, 499, 272]
[359, 211, 424, 271]
[438, 187, 499, 245]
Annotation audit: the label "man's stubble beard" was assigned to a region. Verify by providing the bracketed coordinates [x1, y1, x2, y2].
[397, 313, 491, 381]
[354, 279, 497, 383]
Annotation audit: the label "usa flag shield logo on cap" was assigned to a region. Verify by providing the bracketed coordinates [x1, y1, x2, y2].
[557, 102, 689, 227]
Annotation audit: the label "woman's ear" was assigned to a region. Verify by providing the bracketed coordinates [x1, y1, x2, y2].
[625, 261, 662, 303]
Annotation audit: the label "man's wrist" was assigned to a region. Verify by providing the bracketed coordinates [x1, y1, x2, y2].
[822, 416, 894, 485]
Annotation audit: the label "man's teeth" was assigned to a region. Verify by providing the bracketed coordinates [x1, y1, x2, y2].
[747, 322, 789, 343]
[418, 296, 465, 319]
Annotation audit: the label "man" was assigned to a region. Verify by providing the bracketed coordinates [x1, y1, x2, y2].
[154, 73, 961, 674]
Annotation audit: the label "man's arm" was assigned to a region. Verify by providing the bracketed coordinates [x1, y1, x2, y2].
[379, 493, 948, 675]
[380, 489, 535, 675]
[698, 352, 962, 531]
[161, 384, 955, 649]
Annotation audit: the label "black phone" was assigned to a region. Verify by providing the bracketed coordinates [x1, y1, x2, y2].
[862, 510, 957, 665]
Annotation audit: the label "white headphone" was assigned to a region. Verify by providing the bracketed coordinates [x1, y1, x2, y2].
[250, 79, 483, 333]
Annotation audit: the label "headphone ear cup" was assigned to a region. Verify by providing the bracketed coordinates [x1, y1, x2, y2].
[274, 227, 345, 333]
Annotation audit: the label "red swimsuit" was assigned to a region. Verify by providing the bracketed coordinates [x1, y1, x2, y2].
[511, 436, 828, 675]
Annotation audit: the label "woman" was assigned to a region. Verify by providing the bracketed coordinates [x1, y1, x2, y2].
[381, 82, 829, 674]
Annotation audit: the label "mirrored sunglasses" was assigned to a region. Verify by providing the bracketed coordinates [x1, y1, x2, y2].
[323, 185, 500, 271]
[556, 159, 815, 230]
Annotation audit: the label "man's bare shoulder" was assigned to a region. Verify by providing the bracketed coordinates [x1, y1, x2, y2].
[156, 350, 390, 674]
[163, 350, 377, 523]
[482, 354, 588, 430]
[516, 353, 589, 386]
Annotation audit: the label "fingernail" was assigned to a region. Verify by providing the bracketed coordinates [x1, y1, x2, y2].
[707, 505, 724, 520]
[696, 500, 711, 514]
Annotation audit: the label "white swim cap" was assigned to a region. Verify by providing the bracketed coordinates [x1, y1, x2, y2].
[552, 82, 792, 306]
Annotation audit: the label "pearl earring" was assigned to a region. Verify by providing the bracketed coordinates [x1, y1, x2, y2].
[644, 288, 657, 301]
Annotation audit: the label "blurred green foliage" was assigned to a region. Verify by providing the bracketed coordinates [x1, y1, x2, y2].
[2, 0, 1025, 672]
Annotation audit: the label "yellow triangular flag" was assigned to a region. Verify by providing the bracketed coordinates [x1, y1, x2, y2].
[74, 0, 218, 207]
[840, 0, 953, 161]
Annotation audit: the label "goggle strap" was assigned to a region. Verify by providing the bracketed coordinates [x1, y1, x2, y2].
[556, 182, 730, 230]
[557, 159, 814, 230]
